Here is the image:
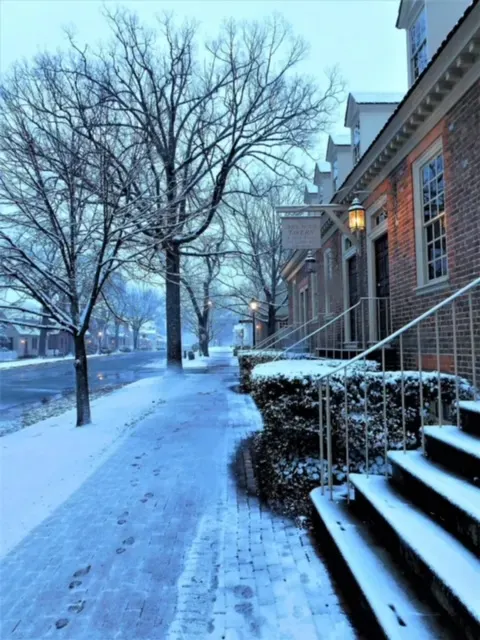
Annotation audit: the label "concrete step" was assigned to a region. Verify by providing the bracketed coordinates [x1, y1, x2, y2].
[350, 474, 480, 640]
[389, 450, 480, 556]
[310, 488, 453, 639]
[424, 425, 480, 485]
[460, 400, 480, 437]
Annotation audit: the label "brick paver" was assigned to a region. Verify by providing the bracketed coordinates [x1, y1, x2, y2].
[0, 355, 357, 639]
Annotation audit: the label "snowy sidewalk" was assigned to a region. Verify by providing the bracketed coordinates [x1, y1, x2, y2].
[0, 353, 356, 639]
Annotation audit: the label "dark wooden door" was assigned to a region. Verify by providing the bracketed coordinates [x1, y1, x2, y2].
[374, 233, 390, 339]
[347, 255, 359, 342]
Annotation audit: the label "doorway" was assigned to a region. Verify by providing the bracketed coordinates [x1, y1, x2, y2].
[374, 233, 390, 340]
[347, 255, 359, 342]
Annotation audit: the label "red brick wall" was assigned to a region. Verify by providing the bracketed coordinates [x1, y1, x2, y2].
[384, 81, 480, 381]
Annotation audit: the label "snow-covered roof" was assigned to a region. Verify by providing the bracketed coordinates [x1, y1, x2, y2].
[331, 133, 351, 146]
[351, 92, 405, 104]
[316, 161, 331, 173]
[16, 326, 40, 337]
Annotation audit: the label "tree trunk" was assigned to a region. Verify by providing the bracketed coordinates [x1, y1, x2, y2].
[38, 305, 49, 357]
[267, 303, 276, 337]
[114, 320, 120, 351]
[165, 245, 183, 371]
[199, 324, 209, 357]
[74, 334, 91, 426]
[133, 328, 139, 350]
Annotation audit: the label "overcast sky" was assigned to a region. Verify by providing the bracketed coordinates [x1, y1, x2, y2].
[1, 0, 408, 162]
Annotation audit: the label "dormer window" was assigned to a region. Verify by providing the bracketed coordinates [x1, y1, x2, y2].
[353, 120, 361, 164]
[332, 159, 339, 192]
[410, 7, 428, 81]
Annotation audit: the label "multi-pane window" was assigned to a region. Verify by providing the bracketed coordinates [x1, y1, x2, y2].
[421, 152, 447, 281]
[410, 8, 428, 80]
[353, 120, 361, 164]
[332, 159, 339, 192]
[374, 209, 388, 227]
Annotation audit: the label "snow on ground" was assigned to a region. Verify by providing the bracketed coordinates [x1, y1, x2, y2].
[143, 359, 208, 371]
[0, 376, 167, 558]
[0, 351, 119, 370]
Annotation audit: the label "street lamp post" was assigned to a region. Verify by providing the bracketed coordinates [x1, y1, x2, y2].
[97, 331, 103, 355]
[249, 299, 258, 347]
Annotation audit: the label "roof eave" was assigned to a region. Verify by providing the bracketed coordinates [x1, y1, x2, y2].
[334, 1, 480, 204]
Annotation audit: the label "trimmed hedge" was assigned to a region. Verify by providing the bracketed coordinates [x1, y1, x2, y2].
[250, 362, 475, 519]
[237, 349, 317, 392]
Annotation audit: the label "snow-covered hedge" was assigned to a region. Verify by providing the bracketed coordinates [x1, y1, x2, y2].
[250, 359, 475, 519]
[237, 349, 317, 392]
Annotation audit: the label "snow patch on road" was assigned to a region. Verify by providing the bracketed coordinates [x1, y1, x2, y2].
[0, 352, 119, 370]
[0, 376, 165, 558]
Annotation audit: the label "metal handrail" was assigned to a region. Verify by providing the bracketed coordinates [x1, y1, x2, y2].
[254, 322, 302, 350]
[256, 315, 320, 352]
[275, 297, 389, 360]
[317, 275, 480, 502]
[317, 276, 480, 382]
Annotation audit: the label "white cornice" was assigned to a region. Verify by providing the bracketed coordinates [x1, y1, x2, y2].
[335, 3, 480, 204]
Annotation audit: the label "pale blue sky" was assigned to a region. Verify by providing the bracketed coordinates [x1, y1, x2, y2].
[0, 0, 408, 157]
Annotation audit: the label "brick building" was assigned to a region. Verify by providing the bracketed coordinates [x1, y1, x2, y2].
[283, 0, 480, 381]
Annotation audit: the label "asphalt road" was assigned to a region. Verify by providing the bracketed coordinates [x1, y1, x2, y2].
[0, 351, 164, 422]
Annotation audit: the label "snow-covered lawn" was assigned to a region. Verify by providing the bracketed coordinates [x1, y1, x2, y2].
[0, 376, 165, 558]
[0, 351, 121, 371]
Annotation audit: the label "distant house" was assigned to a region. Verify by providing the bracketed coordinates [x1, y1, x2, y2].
[2, 323, 40, 358]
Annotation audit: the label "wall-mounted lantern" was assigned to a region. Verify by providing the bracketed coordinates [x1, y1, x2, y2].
[348, 197, 366, 233]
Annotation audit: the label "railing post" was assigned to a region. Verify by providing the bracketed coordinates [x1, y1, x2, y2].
[400, 333, 406, 453]
[363, 356, 369, 477]
[435, 312, 443, 426]
[382, 346, 388, 476]
[326, 377, 333, 501]
[468, 292, 477, 394]
[318, 381, 324, 495]
[452, 301, 460, 428]
[344, 366, 350, 502]
[417, 324, 425, 452]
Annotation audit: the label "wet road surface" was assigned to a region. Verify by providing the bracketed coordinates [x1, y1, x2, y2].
[0, 351, 164, 424]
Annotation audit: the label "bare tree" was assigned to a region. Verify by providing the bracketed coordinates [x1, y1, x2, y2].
[181, 233, 225, 357]
[121, 285, 163, 350]
[0, 55, 155, 426]
[66, 9, 342, 369]
[221, 181, 300, 336]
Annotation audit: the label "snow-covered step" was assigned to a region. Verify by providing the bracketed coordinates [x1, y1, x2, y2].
[350, 474, 480, 640]
[310, 488, 451, 639]
[460, 400, 480, 436]
[424, 425, 480, 485]
[389, 450, 480, 555]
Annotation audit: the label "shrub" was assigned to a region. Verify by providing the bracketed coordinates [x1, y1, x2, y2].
[250, 359, 475, 518]
[237, 349, 317, 392]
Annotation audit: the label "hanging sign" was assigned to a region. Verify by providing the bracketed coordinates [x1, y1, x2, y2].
[281, 216, 322, 249]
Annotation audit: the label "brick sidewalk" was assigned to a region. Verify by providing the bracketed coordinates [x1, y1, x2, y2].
[0, 355, 357, 639]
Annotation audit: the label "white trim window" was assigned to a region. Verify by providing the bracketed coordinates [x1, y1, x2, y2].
[353, 119, 361, 165]
[413, 140, 447, 286]
[409, 7, 428, 81]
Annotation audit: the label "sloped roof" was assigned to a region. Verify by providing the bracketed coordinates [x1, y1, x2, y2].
[351, 91, 405, 104]
[331, 133, 351, 146]
[334, 0, 480, 203]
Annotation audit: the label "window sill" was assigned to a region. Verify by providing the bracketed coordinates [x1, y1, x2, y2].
[415, 278, 450, 297]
